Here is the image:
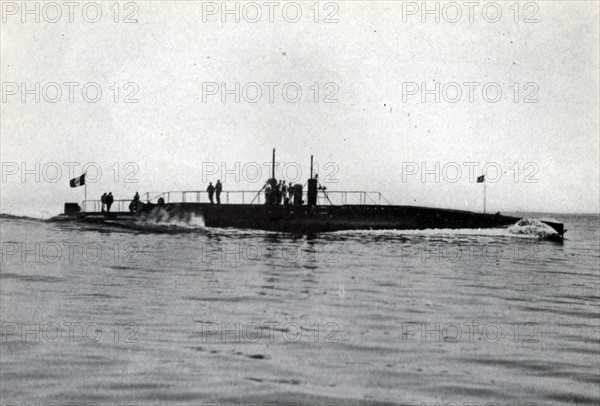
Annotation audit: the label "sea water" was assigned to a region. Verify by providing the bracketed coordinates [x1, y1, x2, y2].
[0, 213, 598, 405]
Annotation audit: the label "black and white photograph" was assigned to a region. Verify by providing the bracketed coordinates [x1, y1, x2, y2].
[1, 1, 599, 405]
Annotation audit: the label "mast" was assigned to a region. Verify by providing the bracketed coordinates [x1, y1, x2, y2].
[272, 148, 275, 179]
[307, 154, 318, 206]
[484, 181, 487, 214]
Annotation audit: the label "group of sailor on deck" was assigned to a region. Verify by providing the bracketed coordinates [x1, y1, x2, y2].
[265, 180, 294, 206]
[100, 192, 114, 212]
[206, 180, 223, 204]
[202, 178, 297, 206]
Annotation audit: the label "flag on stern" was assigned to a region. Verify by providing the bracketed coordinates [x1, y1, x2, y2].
[477, 175, 485, 183]
[69, 173, 85, 188]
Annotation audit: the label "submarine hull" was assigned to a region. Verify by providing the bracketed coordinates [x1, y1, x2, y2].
[178, 203, 522, 233]
[61, 203, 526, 234]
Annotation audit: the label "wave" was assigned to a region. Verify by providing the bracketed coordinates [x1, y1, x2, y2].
[508, 218, 559, 239]
[0, 212, 49, 222]
[139, 207, 206, 229]
[334, 227, 512, 237]
[332, 218, 560, 241]
[93, 207, 209, 234]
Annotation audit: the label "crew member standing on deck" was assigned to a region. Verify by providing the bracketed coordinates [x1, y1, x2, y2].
[274, 181, 281, 205]
[215, 180, 222, 205]
[129, 192, 140, 213]
[277, 180, 284, 205]
[106, 192, 114, 212]
[101, 193, 107, 213]
[207, 182, 215, 204]
[282, 181, 288, 206]
[265, 184, 272, 205]
[206, 182, 215, 204]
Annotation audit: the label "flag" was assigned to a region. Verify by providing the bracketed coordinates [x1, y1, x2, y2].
[477, 175, 485, 183]
[69, 173, 85, 188]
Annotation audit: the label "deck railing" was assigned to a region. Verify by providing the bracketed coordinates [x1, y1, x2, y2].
[82, 190, 390, 212]
[82, 199, 131, 213]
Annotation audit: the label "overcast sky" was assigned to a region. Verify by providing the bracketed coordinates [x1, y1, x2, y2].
[1, 1, 599, 217]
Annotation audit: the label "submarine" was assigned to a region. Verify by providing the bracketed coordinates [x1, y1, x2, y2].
[55, 150, 566, 240]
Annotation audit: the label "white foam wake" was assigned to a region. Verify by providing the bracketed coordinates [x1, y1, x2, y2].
[507, 218, 558, 238]
[138, 207, 206, 229]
